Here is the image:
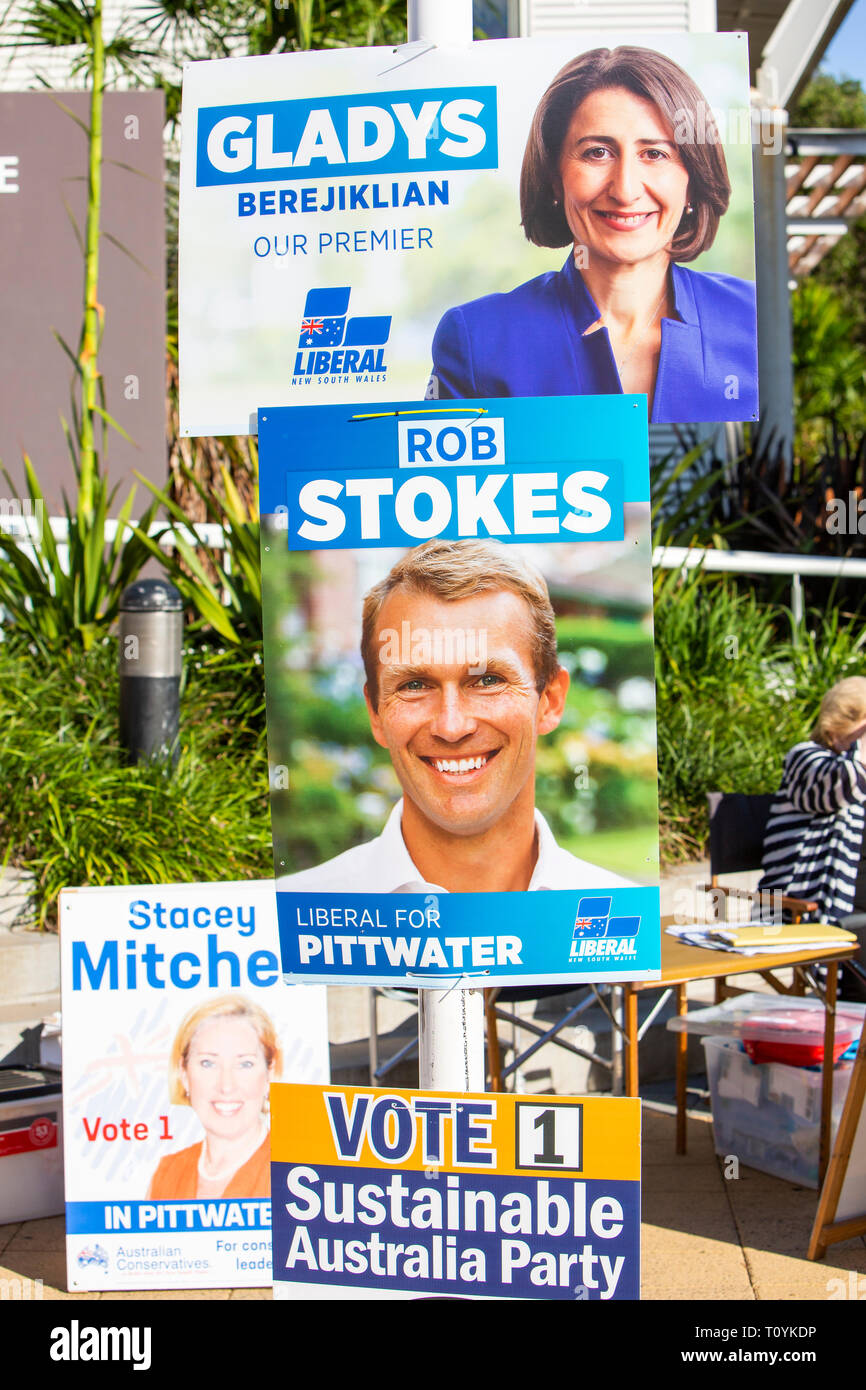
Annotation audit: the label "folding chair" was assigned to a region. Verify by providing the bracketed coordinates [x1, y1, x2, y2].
[705, 791, 816, 926]
[369, 981, 627, 1093]
[705, 791, 823, 1002]
[704, 791, 866, 1001]
[368, 987, 418, 1083]
[484, 983, 629, 1093]
[484, 796, 807, 1090]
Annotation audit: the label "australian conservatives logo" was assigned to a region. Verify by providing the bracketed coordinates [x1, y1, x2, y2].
[293, 287, 391, 385]
[569, 896, 640, 961]
[76, 1244, 109, 1272]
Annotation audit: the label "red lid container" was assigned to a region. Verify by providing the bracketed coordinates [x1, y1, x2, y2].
[741, 1010, 854, 1067]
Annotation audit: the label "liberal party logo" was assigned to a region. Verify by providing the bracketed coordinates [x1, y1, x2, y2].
[294, 287, 391, 384]
[570, 896, 640, 960]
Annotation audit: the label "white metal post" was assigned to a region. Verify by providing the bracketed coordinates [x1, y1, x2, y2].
[751, 103, 795, 468]
[406, 0, 484, 1095]
[407, 0, 473, 45]
[419, 987, 486, 1090]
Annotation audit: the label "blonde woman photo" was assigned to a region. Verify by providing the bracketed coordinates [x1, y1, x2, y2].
[147, 996, 282, 1200]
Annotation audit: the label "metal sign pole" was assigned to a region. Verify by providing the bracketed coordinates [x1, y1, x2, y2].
[407, 0, 485, 1094]
[418, 987, 485, 1090]
[407, 0, 473, 47]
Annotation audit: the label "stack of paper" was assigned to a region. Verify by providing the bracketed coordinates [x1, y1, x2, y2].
[665, 921, 858, 956]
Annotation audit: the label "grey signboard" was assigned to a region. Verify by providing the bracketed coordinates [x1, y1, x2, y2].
[0, 91, 165, 515]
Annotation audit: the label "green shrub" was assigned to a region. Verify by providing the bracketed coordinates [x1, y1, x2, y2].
[654, 566, 866, 862]
[0, 636, 272, 926]
[555, 615, 654, 687]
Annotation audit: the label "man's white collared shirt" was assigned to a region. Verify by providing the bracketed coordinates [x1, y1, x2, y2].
[276, 799, 631, 892]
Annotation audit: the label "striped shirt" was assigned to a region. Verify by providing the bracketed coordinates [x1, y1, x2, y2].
[757, 742, 866, 922]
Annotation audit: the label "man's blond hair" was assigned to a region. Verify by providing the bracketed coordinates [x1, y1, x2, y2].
[813, 676, 866, 750]
[361, 539, 559, 707]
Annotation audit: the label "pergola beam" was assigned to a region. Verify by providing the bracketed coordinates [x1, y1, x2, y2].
[757, 0, 856, 107]
[788, 130, 866, 158]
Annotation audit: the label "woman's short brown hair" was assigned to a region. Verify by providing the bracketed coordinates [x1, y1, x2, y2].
[168, 995, 282, 1107]
[813, 677, 866, 750]
[361, 538, 559, 708]
[520, 45, 731, 262]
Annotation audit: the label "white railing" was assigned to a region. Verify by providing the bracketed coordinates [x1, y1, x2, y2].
[2, 520, 861, 625]
[0, 515, 228, 549]
[0, 517, 233, 601]
[653, 546, 866, 624]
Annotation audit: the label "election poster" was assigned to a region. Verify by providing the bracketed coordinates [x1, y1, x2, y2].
[260, 394, 661, 988]
[179, 32, 758, 434]
[60, 880, 329, 1291]
[271, 1082, 641, 1300]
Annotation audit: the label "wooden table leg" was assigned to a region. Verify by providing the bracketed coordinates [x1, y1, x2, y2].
[624, 985, 638, 1097]
[676, 982, 688, 1156]
[484, 989, 502, 1092]
[819, 963, 838, 1186]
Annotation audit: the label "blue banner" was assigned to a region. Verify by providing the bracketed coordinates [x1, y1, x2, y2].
[67, 1199, 273, 1235]
[281, 462, 624, 549]
[277, 886, 661, 987]
[196, 87, 499, 186]
[258, 397, 649, 510]
[271, 1160, 639, 1300]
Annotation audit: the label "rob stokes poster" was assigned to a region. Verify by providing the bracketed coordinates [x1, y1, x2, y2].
[259, 395, 661, 990]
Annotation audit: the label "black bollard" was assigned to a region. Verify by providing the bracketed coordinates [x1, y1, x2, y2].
[119, 578, 183, 764]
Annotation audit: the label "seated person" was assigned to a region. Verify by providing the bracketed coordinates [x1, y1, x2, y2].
[758, 677, 866, 998]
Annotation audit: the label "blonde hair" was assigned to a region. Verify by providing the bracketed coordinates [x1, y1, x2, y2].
[813, 677, 866, 750]
[361, 538, 559, 708]
[168, 995, 282, 1106]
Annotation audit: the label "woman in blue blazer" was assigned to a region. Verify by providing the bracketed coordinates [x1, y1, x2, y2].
[429, 46, 758, 426]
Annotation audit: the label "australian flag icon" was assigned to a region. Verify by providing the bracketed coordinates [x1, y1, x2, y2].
[299, 287, 350, 348]
[572, 897, 612, 940]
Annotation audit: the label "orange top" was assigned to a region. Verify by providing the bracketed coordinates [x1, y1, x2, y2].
[147, 1135, 271, 1200]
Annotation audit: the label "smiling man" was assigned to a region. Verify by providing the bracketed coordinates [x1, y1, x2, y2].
[280, 538, 628, 894]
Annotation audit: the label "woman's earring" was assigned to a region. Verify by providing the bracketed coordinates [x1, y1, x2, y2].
[553, 197, 560, 207]
[686, 203, 693, 215]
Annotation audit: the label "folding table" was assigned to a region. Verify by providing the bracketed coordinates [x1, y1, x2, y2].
[621, 923, 857, 1184]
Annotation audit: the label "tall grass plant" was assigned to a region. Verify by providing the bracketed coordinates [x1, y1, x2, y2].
[0, 636, 271, 927]
[654, 565, 866, 862]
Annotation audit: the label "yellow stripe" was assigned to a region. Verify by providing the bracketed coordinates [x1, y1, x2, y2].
[270, 1084, 640, 1181]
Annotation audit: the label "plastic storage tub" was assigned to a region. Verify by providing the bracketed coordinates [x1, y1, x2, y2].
[0, 1066, 64, 1222]
[669, 993, 865, 1058]
[702, 1035, 852, 1188]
